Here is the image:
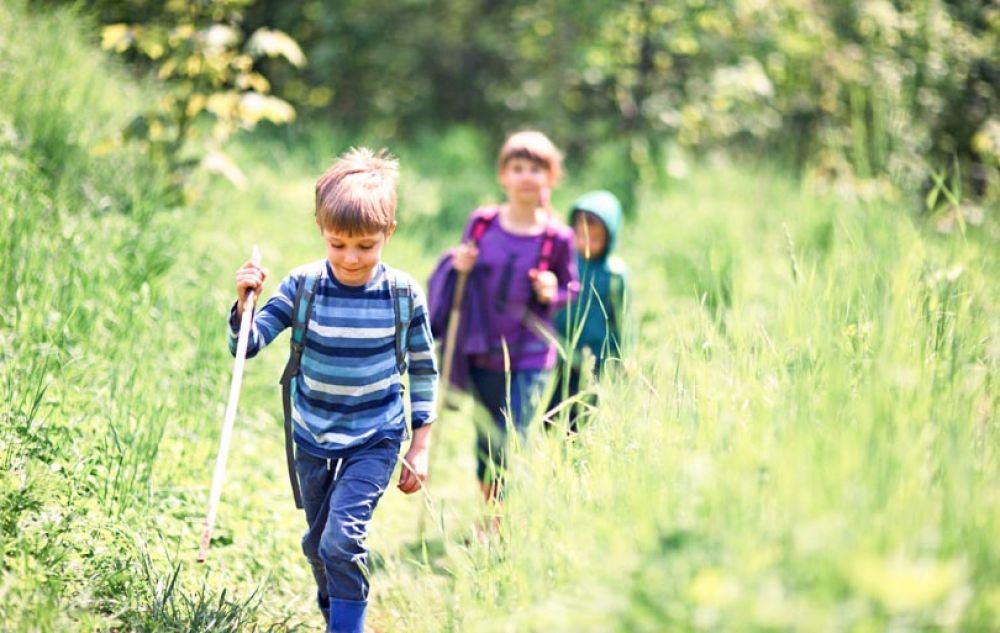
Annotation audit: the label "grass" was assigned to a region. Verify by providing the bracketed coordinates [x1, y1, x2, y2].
[0, 2, 268, 630]
[2, 2, 999, 632]
[368, 168, 999, 632]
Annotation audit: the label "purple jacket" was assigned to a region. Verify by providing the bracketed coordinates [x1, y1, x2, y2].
[427, 207, 579, 389]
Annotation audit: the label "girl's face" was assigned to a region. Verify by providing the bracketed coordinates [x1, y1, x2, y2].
[574, 212, 608, 259]
[498, 157, 553, 207]
[319, 222, 395, 286]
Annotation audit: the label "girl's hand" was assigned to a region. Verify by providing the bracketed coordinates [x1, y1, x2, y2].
[452, 243, 479, 273]
[235, 260, 267, 317]
[529, 268, 558, 304]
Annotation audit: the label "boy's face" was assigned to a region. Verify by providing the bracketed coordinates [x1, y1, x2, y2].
[574, 212, 608, 259]
[319, 222, 396, 286]
[498, 157, 553, 207]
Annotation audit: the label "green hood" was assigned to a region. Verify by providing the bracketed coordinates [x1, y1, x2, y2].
[568, 190, 623, 258]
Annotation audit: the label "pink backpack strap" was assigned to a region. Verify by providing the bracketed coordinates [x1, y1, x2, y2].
[536, 223, 558, 272]
[469, 206, 499, 244]
[468, 207, 557, 272]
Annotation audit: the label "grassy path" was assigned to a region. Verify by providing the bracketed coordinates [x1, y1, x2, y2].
[159, 140, 487, 631]
[169, 142, 1000, 631]
[2, 6, 997, 628]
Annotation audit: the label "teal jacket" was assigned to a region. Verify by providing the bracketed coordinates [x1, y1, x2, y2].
[554, 190, 628, 373]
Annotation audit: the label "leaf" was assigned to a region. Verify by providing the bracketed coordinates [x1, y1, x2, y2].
[101, 24, 132, 53]
[206, 92, 240, 119]
[201, 24, 239, 53]
[157, 58, 178, 80]
[238, 93, 296, 127]
[971, 118, 1000, 160]
[139, 40, 165, 60]
[200, 150, 247, 189]
[168, 24, 195, 46]
[245, 28, 306, 67]
[135, 26, 167, 60]
[236, 72, 271, 94]
[186, 94, 207, 118]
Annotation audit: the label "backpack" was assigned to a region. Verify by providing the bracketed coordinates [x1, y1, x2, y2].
[427, 206, 559, 339]
[278, 264, 413, 509]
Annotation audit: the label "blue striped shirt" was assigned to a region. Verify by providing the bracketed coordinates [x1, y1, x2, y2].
[228, 261, 438, 458]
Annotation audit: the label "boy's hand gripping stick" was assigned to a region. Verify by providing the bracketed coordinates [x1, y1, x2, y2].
[198, 245, 261, 563]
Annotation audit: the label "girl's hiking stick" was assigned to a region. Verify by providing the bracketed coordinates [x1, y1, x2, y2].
[439, 268, 470, 403]
[198, 246, 261, 563]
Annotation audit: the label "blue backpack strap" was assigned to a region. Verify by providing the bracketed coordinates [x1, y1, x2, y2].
[279, 265, 321, 509]
[387, 268, 413, 375]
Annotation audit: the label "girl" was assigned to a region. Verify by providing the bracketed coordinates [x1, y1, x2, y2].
[451, 130, 579, 503]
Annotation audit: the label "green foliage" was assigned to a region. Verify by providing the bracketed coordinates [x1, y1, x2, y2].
[369, 165, 998, 633]
[234, 0, 999, 205]
[43, 0, 999, 204]
[99, 0, 303, 187]
[0, 3, 277, 630]
[115, 556, 281, 633]
[3, 4, 998, 631]
[189, 126, 997, 633]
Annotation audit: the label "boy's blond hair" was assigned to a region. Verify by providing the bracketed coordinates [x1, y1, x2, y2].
[315, 147, 399, 234]
[497, 130, 563, 184]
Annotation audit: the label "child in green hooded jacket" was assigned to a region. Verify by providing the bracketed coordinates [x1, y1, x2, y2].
[547, 190, 629, 430]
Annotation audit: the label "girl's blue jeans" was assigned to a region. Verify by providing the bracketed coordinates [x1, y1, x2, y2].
[469, 366, 549, 483]
[296, 438, 400, 604]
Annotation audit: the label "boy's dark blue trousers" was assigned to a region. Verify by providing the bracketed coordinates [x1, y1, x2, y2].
[295, 437, 400, 633]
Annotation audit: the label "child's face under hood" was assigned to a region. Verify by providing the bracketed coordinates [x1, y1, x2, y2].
[569, 190, 623, 261]
[574, 213, 608, 260]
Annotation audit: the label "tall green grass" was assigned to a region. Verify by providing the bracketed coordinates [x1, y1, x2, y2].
[371, 170, 999, 631]
[2, 3, 998, 632]
[0, 2, 275, 630]
[237, 124, 996, 631]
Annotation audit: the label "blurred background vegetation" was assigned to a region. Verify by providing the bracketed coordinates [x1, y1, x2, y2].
[36, 0, 1000, 212]
[2, 1, 998, 631]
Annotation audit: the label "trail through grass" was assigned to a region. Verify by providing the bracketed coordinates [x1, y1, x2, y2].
[163, 141, 1000, 632]
[2, 3, 998, 631]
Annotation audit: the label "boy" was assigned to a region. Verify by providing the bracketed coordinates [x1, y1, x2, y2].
[548, 190, 628, 430]
[230, 147, 437, 633]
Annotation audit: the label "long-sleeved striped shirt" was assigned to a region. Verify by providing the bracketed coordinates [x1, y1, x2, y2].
[228, 260, 438, 458]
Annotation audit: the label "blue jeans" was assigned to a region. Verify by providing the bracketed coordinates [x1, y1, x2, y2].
[297, 438, 400, 604]
[469, 366, 549, 483]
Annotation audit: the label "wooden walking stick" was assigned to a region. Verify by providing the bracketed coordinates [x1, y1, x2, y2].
[198, 245, 261, 563]
[439, 269, 470, 401]
[435, 213, 495, 404]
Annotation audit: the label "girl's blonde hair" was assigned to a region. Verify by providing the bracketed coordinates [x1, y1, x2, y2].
[497, 130, 563, 185]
